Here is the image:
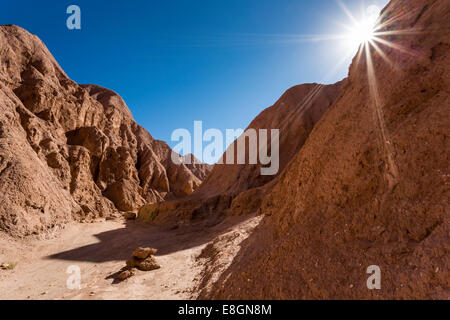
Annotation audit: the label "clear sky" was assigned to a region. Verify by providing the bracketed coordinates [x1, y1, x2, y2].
[1, 0, 388, 162]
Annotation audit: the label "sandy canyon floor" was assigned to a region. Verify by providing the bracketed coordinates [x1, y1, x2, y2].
[0, 216, 261, 300]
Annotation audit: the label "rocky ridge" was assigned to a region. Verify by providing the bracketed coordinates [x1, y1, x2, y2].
[199, 0, 450, 299]
[0, 25, 211, 237]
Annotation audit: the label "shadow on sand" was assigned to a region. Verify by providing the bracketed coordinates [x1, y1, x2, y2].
[46, 216, 245, 264]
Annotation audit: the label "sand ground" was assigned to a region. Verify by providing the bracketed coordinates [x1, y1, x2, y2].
[0, 216, 260, 300]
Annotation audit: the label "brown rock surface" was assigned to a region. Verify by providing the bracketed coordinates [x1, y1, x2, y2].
[144, 73, 345, 226]
[124, 211, 138, 220]
[0, 25, 211, 237]
[126, 255, 161, 272]
[132, 247, 158, 259]
[200, 0, 450, 299]
[134, 256, 161, 272]
[183, 153, 213, 181]
[116, 268, 135, 281]
[196, 81, 345, 199]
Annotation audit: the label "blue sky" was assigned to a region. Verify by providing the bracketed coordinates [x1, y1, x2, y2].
[1, 0, 388, 162]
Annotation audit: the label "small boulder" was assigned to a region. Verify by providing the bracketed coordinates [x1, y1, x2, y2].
[124, 211, 138, 220]
[116, 268, 135, 281]
[132, 247, 157, 259]
[123, 247, 161, 274]
[106, 213, 121, 221]
[134, 256, 161, 272]
[126, 255, 161, 272]
[126, 256, 138, 269]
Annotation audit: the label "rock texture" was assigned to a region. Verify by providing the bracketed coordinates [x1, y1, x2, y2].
[140, 80, 345, 226]
[183, 154, 213, 181]
[116, 247, 160, 282]
[199, 0, 450, 299]
[196, 81, 345, 199]
[126, 247, 160, 271]
[0, 25, 211, 237]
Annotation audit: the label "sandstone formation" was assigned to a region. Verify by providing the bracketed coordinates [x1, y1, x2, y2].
[0, 0, 447, 301]
[199, 0, 449, 299]
[196, 81, 345, 199]
[183, 154, 213, 181]
[0, 25, 211, 237]
[139, 79, 345, 225]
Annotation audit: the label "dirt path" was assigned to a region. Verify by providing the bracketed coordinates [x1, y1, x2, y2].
[0, 220, 212, 300]
[0, 216, 261, 300]
[0, 220, 206, 300]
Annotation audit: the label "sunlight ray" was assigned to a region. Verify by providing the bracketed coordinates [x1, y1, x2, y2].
[275, 46, 355, 134]
[368, 39, 397, 70]
[336, 0, 360, 26]
[168, 32, 355, 48]
[364, 42, 399, 186]
[375, 6, 422, 32]
[353, 43, 366, 72]
[372, 36, 420, 57]
[374, 29, 424, 37]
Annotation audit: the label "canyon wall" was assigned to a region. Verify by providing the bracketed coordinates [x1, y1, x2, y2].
[199, 0, 449, 299]
[0, 25, 211, 237]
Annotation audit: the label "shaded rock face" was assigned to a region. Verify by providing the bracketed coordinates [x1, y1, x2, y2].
[183, 154, 213, 181]
[201, 0, 449, 299]
[145, 80, 345, 226]
[0, 25, 211, 237]
[195, 81, 345, 200]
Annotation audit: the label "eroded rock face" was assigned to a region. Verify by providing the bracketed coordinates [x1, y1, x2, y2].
[195, 81, 345, 200]
[183, 154, 213, 181]
[145, 78, 345, 226]
[201, 0, 450, 299]
[0, 25, 211, 237]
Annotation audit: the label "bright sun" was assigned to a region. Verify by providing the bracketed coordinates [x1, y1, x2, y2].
[349, 20, 376, 45]
[345, 4, 380, 50]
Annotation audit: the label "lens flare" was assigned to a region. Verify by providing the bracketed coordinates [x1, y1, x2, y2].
[346, 4, 380, 50]
[350, 20, 375, 44]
